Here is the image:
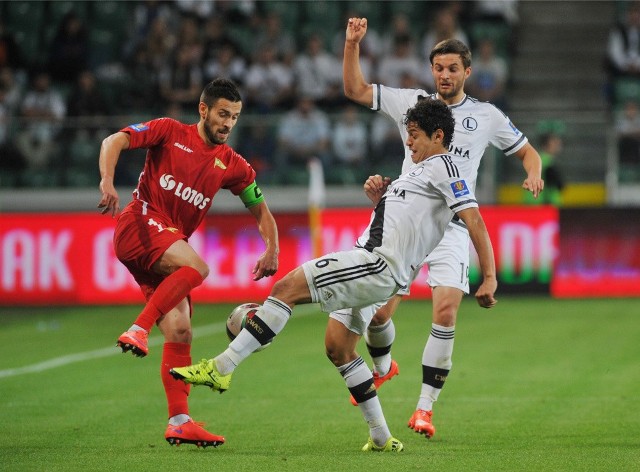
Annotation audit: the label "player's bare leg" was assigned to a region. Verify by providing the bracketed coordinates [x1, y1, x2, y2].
[409, 286, 462, 438]
[326, 318, 403, 451]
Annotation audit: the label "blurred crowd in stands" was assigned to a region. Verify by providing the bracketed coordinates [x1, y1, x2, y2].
[607, 0, 640, 182]
[0, 0, 516, 188]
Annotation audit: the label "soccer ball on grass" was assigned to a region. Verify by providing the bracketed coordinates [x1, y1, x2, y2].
[225, 303, 271, 351]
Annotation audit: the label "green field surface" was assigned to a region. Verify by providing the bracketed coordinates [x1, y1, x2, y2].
[1, 297, 639, 471]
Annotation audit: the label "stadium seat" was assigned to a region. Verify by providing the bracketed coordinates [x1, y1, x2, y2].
[5, 1, 45, 31]
[48, 1, 89, 23]
[300, 1, 344, 45]
[388, 1, 428, 20]
[89, 29, 122, 66]
[4, 1, 45, 67]
[89, 1, 130, 38]
[614, 78, 640, 105]
[470, 22, 512, 58]
[345, 1, 386, 27]
[261, 1, 300, 32]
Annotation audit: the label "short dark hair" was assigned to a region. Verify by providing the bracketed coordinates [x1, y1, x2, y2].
[404, 98, 455, 148]
[429, 39, 472, 69]
[200, 78, 242, 107]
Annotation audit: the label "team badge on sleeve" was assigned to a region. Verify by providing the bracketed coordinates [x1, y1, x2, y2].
[129, 123, 149, 132]
[450, 180, 470, 198]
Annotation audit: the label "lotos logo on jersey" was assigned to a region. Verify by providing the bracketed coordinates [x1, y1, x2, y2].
[159, 174, 211, 209]
[129, 123, 149, 132]
[451, 180, 470, 198]
[508, 121, 521, 135]
[159, 173, 177, 191]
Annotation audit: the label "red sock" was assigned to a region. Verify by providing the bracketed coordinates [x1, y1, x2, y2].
[161, 342, 192, 418]
[134, 266, 203, 332]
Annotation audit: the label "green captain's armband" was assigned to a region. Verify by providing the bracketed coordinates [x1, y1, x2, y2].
[239, 182, 265, 208]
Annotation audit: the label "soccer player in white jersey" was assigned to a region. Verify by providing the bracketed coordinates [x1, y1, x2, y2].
[170, 98, 498, 452]
[343, 18, 544, 438]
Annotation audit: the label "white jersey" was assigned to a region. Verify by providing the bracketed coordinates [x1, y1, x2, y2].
[355, 154, 478, 288]
[371, 85, 528, 193]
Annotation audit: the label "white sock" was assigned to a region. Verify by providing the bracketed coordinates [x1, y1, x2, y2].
[364, 319, 395, 375]
[129, 324, 145, 332]
[339, 357, 391, 446]
[168, 414, 190, 426]
[216, 296, 292, 375]
[417, 323, 454, 411]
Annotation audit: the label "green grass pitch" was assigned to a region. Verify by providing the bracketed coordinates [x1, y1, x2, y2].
[1, 296, 639, 471]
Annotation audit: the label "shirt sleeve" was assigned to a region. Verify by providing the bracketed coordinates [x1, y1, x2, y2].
[223, 150, 258, 196]
[120, 117, 175, 150]
[486, 105, 528, 156]
[431, 155, 479, 212]
[373, 85, 429, 121]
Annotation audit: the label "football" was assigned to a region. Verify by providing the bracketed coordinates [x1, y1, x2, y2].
[225, 303, 271, 351]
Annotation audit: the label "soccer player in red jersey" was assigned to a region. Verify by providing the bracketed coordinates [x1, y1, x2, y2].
[97, 78, 280, 448]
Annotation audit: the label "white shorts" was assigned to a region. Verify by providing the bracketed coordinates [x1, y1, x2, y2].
[302, 248, 400, 318]
[329, 302, 386, 336]
[397, 222, 471, 296]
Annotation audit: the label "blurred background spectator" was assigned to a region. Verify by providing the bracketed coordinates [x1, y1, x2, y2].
[523, 121, 566, 206]
[421, 6, 470, 61]
[15, 70, 66, 171]
[47, 11, 89, 84]
[293, 32, 343, 109]
[606, 1, 640, 80]
[331, 104, 369, 184]
[615, 99, 640, 177]
[466, 37, 509, 110]
[244, 43, 294, 113]
[276, 96, 331, 184]
[376, 33, 423, 89]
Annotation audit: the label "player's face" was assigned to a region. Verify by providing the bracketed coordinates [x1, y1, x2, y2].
[431, 53, 470, 103]
[405, 122, 443, 163]
[201, 99, 242, 145]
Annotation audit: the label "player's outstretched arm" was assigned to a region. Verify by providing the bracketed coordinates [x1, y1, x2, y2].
[247, 200, 279, 281]
[457, 207, 498, 308]
[515, 142, 545, 199]
[98, 131, 130, 217]
[343, 17, 374, 107]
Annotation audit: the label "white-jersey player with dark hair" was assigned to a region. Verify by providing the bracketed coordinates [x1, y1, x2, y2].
[170, 98, 498, 452]
[344, 18, 545, 438]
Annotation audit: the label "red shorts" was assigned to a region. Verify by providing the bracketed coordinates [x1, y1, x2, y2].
[114, 203, 187, 300]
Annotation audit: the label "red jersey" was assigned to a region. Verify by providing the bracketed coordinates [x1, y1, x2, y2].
[120, 118, 256, 237]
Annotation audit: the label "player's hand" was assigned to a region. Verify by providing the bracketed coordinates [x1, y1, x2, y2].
[522, 175, 544, 199]
[346, 17, 368, 43]
[364, 174, 391, 205]
[98, 178, 120, 217]
[474, 278, 498, 309]
[252, 250, 279, 281]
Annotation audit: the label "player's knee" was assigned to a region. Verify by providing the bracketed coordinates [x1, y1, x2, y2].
[371, 309, 390, 326]
[433, 303, 457, 326]
[194, 262, 209, 279]
[325, 343, 350, 367]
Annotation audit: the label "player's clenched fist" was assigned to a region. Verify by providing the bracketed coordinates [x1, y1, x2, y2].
[346, 17, 368, 43]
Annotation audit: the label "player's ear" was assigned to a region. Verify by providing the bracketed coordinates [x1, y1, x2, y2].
[198, 102, 208, 119]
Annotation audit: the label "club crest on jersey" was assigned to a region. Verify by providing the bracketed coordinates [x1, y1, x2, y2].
[214, 158, 227, 169]
[129, 123, 149, 132]
[451, 180, 470, 198]
[462, 117, 477, 131]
